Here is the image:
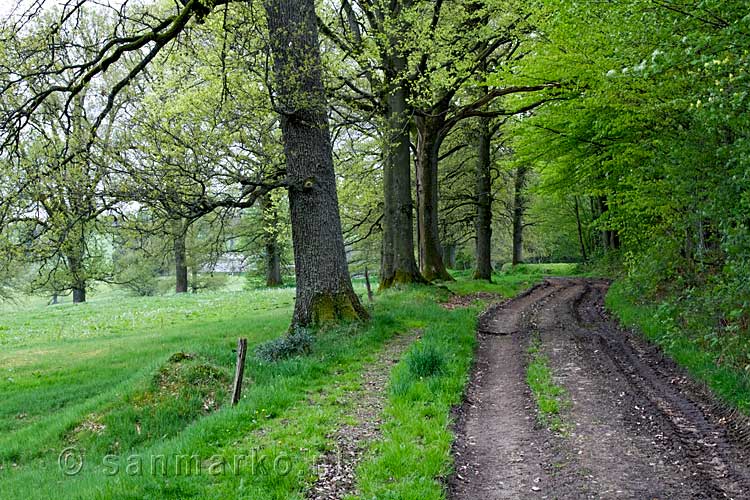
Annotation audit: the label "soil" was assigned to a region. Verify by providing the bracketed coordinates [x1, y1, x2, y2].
[441, 292, 503, 310]
[450, 278, 750, 500]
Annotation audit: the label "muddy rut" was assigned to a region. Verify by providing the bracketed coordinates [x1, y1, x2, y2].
[450, 278, 750, 500]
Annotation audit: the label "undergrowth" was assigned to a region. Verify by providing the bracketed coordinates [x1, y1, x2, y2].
[606, 279, 750, 413]
[255, 325, 314, 362]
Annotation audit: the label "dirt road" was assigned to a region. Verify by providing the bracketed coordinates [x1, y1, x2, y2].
[450, 278, 750, 500]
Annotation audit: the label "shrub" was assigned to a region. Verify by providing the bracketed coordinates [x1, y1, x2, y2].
[115, 253, 160, 296]
[189, 272, 229, 293]
[255, 326, 314, 362]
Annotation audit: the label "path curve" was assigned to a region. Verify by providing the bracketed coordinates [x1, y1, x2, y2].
[450, 278, 750, 500]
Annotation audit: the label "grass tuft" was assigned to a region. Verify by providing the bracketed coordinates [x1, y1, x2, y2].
[526, 336, 568, 433]
[406, 343, 445, 378]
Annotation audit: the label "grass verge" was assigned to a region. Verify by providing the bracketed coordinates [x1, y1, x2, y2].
[606, 279, 750, 412]
[447, 263, 578, 297]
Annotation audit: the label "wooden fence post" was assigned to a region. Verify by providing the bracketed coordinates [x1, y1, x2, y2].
[364, 266, 374, 303]
[231, 338, 248, 406]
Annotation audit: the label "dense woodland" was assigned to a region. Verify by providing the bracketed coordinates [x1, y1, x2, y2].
[0, 0, 747, 349]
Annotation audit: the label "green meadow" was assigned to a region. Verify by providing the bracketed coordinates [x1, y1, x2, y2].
[0, 269, 551, 499]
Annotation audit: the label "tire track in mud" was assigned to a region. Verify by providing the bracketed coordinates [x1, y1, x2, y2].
[450, 280, 564, 499]
[450, 278, 750, 500]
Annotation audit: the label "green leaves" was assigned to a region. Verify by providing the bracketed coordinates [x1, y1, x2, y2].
[508, 0, 750, 341]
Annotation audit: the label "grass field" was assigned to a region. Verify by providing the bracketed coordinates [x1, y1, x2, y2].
[0, 267, 554, 499]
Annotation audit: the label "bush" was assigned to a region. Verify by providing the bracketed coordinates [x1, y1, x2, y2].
[406, 342, 445, 378]
[255, 326, 314, 362]
[189, 272, 229, 293]
[114, 253, 160, 296]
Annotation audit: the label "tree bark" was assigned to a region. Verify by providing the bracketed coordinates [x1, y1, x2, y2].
[262, 194, 283, 287]
[174, 229, 188, 294]
[473, 117, 493, 281]
[66, 249, 87, 303]
[264, 0, 368, 326]
[512, 165, 528, 266]
[379, 53, 424, 288]
[442, 243, 457, 269]
[72, 286, 86, 303]
[574, 196, 588, 261]
[415, 115, 453, 281]
[265, 239, 283, 287]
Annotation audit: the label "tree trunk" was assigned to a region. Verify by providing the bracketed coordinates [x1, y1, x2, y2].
[174, 230, 188, 294]
[415, 115, 453, 281]
[264, 0, 368, 326]
[442, 243, 457, 269]
[66, 250, 87, 303]
[512, 165, 528, 266]
[597, 196, 609, 250]
[379, 54, 424, 288]
[364, 266, 374, 302]
[265, 240, 283, 287]
[574, 195, 588, 261]
[72, 286, 86, 303]
[262, 194, 283, 287]
[609, 225, 620, 250]
[473, 117, 493, 281]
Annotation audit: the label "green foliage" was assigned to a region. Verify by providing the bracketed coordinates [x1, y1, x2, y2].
[510, 0, 750, 356]
[254, 325, 315, 362]
[188, 272, 229, 293]
[0, 256, 19, 301]
[113, 248, 162, 297]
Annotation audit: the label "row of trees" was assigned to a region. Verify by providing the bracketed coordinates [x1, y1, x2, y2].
[0, 0, 591, 326]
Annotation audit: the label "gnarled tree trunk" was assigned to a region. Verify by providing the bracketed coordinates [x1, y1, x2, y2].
[264, 0, 368, 325]
[474, 117, 493, 281]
